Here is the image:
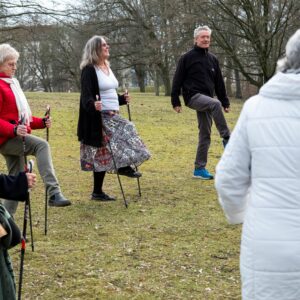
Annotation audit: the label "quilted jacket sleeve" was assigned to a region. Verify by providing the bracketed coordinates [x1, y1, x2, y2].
[215, 103, 251, 224]
[30, 116, 45, 130]
[0, 172, 28, 201]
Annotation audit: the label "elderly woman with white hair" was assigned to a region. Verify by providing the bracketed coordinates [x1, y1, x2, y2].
[0, 44, 71, 214]
[215, 29, 300, 300]
[78, 36, 150, 201]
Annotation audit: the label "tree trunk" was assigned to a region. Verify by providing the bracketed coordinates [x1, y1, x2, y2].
[162, 72, 171, 96]
[225, 58, 233, 97]
[158, 65, 171, 96]
[154, 69, 160, 96]
[234, 69, 242, 99]
[134, 65, 146, 93]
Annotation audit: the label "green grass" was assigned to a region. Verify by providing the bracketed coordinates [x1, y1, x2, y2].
[1, 92, 244, 300]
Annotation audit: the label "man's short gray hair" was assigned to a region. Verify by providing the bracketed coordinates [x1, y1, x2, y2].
[277, 29, 300, 73]
[194, 25, 212, 39]
[0, 44, 19, 65]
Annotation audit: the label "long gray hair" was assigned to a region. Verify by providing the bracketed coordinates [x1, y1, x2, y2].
[80, 35, 107, 70]
[277, 29, 300, 73]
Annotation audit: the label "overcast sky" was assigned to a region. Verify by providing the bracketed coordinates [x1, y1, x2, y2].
[37, 0, 74, 10]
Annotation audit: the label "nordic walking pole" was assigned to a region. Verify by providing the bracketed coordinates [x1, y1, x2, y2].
[44, 105, 50, 235]
[125, 88, 142, 197]
[96, 95, 128, 208]
[20, 114, 34, 252]
[18, 159, 34, 300]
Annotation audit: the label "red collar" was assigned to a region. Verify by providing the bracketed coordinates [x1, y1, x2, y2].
[0, 73, 11, 78]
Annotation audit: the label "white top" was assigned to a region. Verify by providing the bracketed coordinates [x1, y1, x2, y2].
[215, 72, 300, 299]
[95, 66, 119, 111]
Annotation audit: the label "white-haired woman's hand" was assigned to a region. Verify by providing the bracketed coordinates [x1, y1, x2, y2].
[15, 124, 27, 137]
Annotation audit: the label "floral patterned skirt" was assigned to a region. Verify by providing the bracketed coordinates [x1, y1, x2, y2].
[80, 112, 150, 172]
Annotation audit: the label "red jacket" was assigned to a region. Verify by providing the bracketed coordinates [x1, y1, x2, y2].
[0, 73, 45, 146]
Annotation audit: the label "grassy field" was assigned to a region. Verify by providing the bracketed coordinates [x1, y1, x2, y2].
[1, 92, 244, 300]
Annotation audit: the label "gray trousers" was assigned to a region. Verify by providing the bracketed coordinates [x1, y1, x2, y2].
[187, 93, 230, 169]
[0, 135, 61, 215]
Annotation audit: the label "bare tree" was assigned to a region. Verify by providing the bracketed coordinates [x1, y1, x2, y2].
[2, 0, 298, 96]
[203, 0, 300, 87]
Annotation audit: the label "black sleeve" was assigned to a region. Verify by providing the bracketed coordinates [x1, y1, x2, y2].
[80, 66, 98, 113]
[118, 94, 127, 106]
[0, 172, 28, 201]
[214, 57, 230, 108]
[171, 55, 186, 107]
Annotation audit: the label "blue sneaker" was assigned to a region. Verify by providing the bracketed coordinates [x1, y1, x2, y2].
[193, 168, 214, 180]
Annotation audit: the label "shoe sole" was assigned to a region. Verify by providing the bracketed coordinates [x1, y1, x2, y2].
[90, 198, 116, 201]
[48, 202, 72, 207]
[118, 173, 142, 178]
[192, 175, 214, 180]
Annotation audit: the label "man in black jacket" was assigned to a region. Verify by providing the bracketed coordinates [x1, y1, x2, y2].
[171, 25, 230, 180]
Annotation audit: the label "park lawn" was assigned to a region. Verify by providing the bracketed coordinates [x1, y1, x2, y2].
[1, 92, 244, 300]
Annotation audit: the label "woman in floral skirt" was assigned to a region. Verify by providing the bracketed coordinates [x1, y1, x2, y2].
[78, 35, 150, 201]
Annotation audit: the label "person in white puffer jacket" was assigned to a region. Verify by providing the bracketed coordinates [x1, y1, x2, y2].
[215, 29, 300, 300]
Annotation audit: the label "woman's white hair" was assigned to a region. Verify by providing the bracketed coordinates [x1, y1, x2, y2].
[80, 35, 108, 70]
[277, 29, 300, 73]
[0, 44, 19, 65]
[194, 25, 212, 39]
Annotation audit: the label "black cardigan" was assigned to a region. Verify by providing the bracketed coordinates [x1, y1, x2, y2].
[77, 64, 126, 147]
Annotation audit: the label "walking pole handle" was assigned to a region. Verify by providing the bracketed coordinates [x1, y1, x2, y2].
[27, 159, 34, 174]
[45, 105, 51, 117]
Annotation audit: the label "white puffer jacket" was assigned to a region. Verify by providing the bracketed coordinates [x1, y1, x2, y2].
[215, 72, 300, 300]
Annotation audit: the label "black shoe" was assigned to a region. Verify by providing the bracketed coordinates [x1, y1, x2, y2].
[91, 192, 116, 201]
[49, 193, 71, 207]
[117, 166, 142, 178]
[222, 136, 230, 148]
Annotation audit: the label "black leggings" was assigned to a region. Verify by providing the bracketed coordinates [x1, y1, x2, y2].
[93, 171, 106, 194]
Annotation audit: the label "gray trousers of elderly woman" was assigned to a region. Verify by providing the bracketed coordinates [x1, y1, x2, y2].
[0, 135, 61, 215]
